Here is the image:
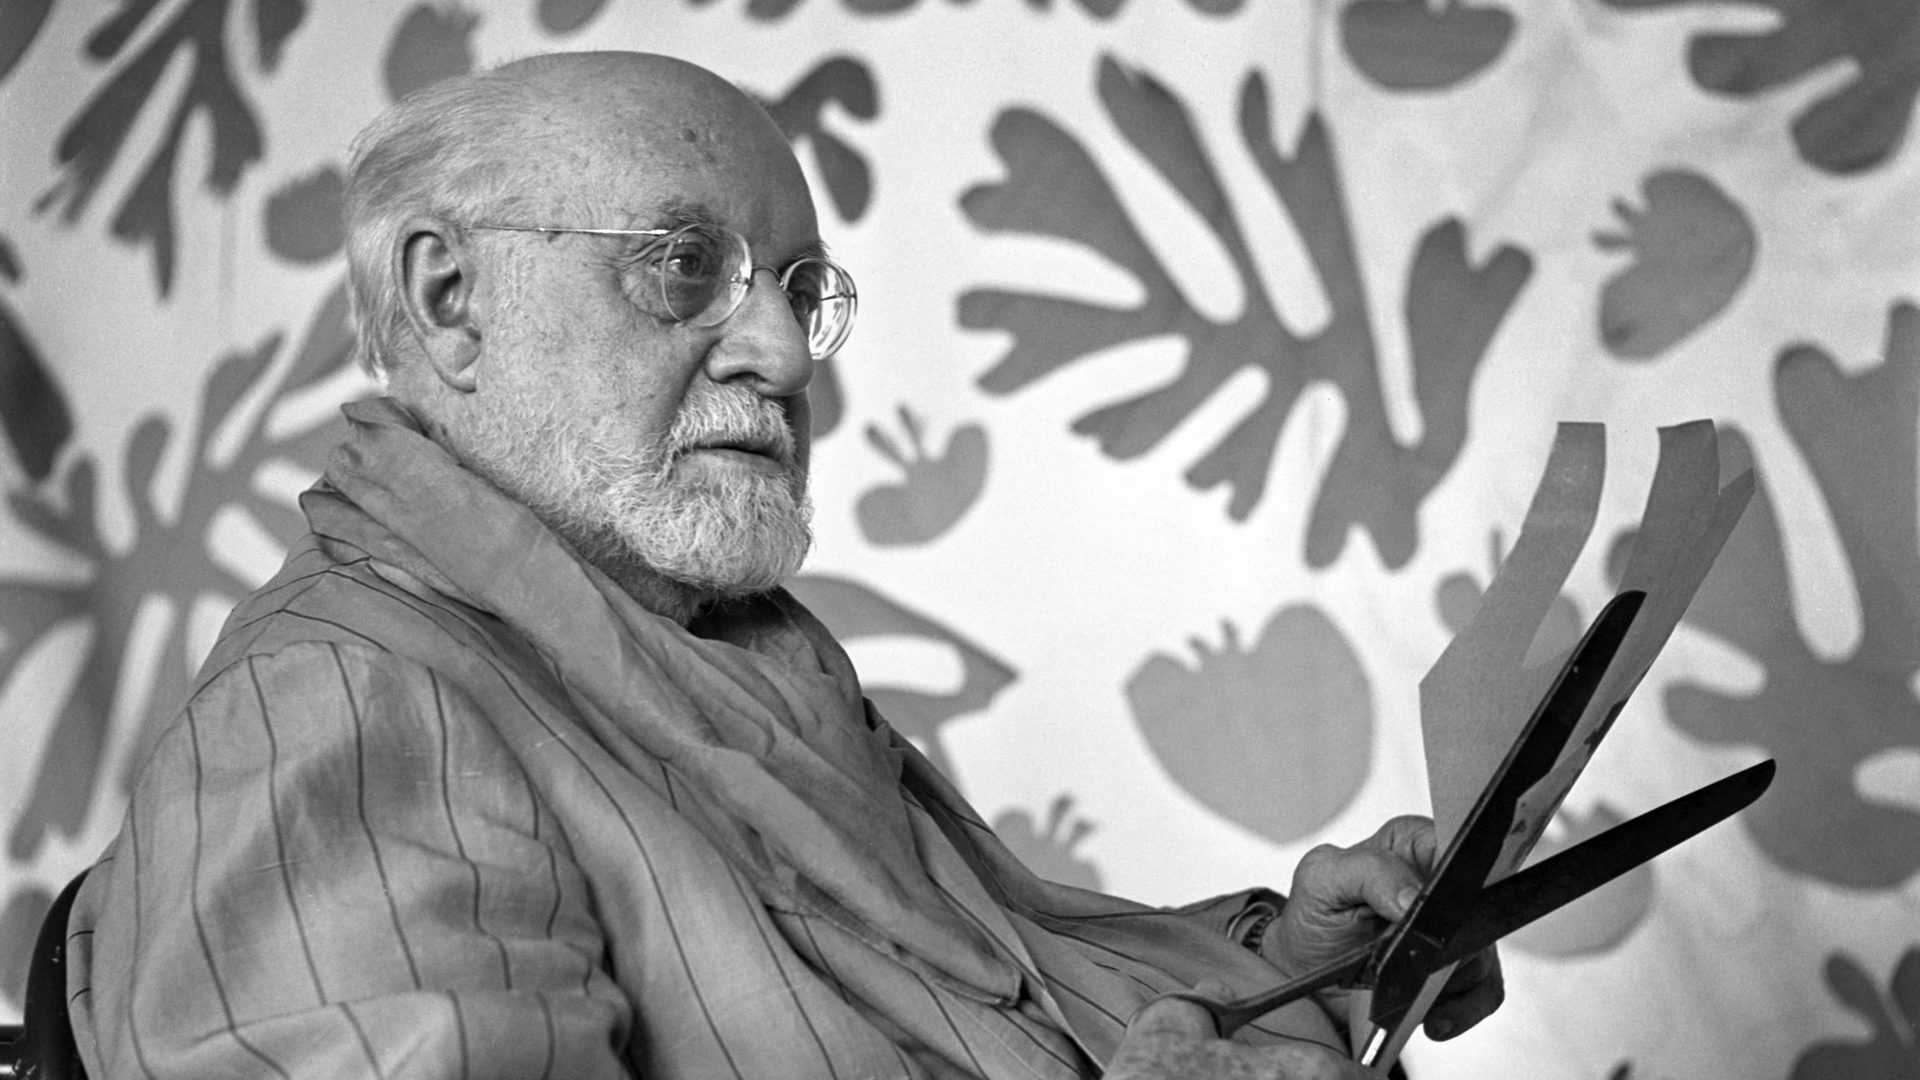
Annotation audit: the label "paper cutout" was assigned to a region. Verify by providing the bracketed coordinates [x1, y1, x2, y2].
[1421, 422, 1605, 842]
[1670, 308, 1920, 886]
[1129, 605, 1373, 844]
[857, 406, 990, 547]
[1366, 428, 1754, 1066]
[992, 794, 1105, 890]
[1599, 0, 1920, 174]
[1595, 170, 1757, 361]
[959, 61, 1530, 561]
[1341, 0, 1516, 92]
[1421, 420, 1752, 848]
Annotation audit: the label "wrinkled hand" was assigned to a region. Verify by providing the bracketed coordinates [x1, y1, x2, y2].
[1109, 982, 1379, 1080]
[1261, 816, 1504, 1041]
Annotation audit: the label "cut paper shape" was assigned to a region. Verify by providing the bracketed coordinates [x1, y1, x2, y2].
[0, 244, 72, 482]
[1435, 530, 1587, 668]
[1595, 169, 1756, 361]
[1421, 423, 1606, 838]
[0, 0, 53, 85]
[1354, 424, 1753, 1065]
[2, 285, 361, 860]
[1128, 605, 1372, 844]
[961, 58, 1529, 566]
[857, 406, 989, 547]
[785, 573, 1016, 780]
[264, 165, 346, 263]
[37, 0, 301, 294]
[1667, 305, 1920, 886]
[992, 794, 1104, 890]
[537, 0, 614, 33]
[1600, 0, 1920, 174]
[1790, 948, 1920, 1080]
[383, 2, 479, 103]
[1422, 420, 1754, 845]
[758, 57, 880, 224]
[1436, 547, 1658, 957]
[1341, 0, 1516, 92]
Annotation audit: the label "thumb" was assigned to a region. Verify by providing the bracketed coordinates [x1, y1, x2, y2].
[1127, 981, 1233, 1039]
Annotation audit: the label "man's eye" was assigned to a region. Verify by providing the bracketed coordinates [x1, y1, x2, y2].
[661, 245, 718, 281]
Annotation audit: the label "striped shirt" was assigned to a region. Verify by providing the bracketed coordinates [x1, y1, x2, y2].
[68, 398, 1341, 1079]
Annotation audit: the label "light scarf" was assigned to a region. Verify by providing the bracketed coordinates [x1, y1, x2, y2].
[317, 396, 1022, 1002]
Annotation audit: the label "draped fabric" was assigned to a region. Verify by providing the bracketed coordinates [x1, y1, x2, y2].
[3, 3, 1919, 1079]
[67, 395, 1337, 1078]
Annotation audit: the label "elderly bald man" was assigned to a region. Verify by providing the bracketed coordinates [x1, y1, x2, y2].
[67, 52, 1499, 1080]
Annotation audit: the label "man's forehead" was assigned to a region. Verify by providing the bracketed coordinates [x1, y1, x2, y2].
[492, 53, 821, 245]
[579, 155, 820, 252]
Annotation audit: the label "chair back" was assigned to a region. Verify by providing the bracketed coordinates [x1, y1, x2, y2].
[0, 869, 89, 1079]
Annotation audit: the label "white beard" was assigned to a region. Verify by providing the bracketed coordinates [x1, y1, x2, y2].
[456, 387, 813, 606]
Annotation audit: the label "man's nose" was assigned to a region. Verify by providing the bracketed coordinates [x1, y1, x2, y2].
[701, 269, 814, 396]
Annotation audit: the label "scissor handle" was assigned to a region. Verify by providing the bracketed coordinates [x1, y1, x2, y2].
[1154, 941, 1375, 1038]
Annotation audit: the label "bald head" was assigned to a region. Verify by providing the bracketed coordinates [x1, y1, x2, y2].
[343, 51, 811, 375]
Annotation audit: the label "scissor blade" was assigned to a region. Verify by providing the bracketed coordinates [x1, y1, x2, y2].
[1370, 590, 1646, 1024]
[1435, 758, 1776, 968]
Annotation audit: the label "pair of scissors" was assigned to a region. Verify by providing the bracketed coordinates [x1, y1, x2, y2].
[1166, 590, 1776, 1068]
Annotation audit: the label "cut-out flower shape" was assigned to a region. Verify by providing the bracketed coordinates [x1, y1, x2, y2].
[1600, 0, 1920, 174]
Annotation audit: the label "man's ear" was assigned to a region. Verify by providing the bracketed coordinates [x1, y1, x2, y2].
[399, 217, 482, 393]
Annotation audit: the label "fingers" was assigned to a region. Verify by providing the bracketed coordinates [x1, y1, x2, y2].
[1366, 814, 1438, 874]
[1126, 981, 1232, 1040]
[1292, 839, 1423, 926]
[1117, 983, 1375, 1080]
[1424, 947, 1506, 1040]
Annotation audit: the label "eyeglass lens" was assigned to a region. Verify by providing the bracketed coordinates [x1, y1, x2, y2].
[647, 225, 856, 360]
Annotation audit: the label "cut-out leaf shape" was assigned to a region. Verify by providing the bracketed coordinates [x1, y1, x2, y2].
[857, 406, 989, 547]
[0, 0, 54, 85]
[383, 2, 479, 103]
[1342, 0, 1517, 91]
[1594, 169, 1756, 360]
[992, 794, 1104, 890]
[1666, 306, 1920, 886]
[0, 242, 74, 481]
[39, 0, 296, 295]
[1791, 948, 1920, 1079]
[758, 57, 880, 224]
[253, 0, 307, 70]
[2, 287, 363, 860]
[1600, 0, 1920, 174]
[1128, 606, 1372, 844]
[961, 56, 1529, 566]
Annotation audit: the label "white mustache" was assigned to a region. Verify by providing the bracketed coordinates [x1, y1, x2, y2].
[669, 391, 799, 467]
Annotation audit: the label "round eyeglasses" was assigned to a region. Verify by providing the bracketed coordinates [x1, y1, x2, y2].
[467, 221, 858, 361]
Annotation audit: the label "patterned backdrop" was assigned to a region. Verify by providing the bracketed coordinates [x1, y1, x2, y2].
[2, 1, 1918, 1077]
